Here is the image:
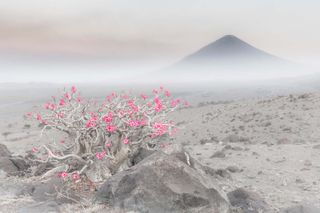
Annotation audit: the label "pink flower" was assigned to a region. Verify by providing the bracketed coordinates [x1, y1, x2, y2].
[184, 101, 189, 107]
[102, 115, 112, 123]
[127, 100, 138, 112]
[25, 112, 32, 118]
[154, 103, 163, 112]
[170, 100, 177, 107]
[57, 112, 64, 118]
[123, 138, 129, 145]
[71, 172, 80, 181]
[64, 92, 70, 100]
[118, 110, 126, 118]
[35, 114, 42, 121]
[106, 96, 112, 102]
[58, 172, 68, 179]
[76, 96, 81, 103]
[43, 102, 52, 110]
[71, 86, 77, 93]
[121, 94, 128, 99]
[153, 122, 164, 129]
[152, 122, 168, 137]
[140, 94, 147, 100]
[165, 90, 170, 97]
[59, 99, 65, 106]
[139, 120, 146, 126]
[95, 151, 106, 160]
[60, 140, 65, 144]
[32, 147, 38, 153]
[154, 98, 163, 112]
[128, 120, 140, 127]
[102, 112, 113, 123]
[86, 120, 96, 128]
[106, 125, 116, 133]
[105, 143, 112, 148]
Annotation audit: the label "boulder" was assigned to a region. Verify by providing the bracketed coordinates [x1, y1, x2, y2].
[33, 162, 55, 176]
[10, 156, 30, 171]
[0, 157, 18, 175]
[95, 149, 230, 213]
[0, 143, 11, 157]
[227, 188, 270, 213]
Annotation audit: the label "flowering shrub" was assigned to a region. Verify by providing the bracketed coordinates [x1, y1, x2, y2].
[26, 86, 186, 183]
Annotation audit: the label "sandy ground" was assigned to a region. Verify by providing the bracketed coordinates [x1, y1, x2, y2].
[1, 85, 320, 212]
[171, 92, 320, 211]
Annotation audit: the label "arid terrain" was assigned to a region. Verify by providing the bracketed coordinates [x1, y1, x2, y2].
[0, 87, 320, 212]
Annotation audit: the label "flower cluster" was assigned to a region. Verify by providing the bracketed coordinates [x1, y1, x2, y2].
[27, 86, 187, 182]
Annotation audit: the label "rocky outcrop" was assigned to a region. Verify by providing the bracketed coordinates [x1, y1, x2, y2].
[227, 188, 271, 213]
[0, 144, 11, 157]
[0, 144, 30, 176]
[95, 148, 231, 213]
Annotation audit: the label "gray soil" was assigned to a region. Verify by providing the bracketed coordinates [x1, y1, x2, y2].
[1, 89, 320, 212]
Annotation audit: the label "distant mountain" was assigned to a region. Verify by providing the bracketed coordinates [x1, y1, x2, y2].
[165, 35, 296, 77]
[182, 35, 281, 63]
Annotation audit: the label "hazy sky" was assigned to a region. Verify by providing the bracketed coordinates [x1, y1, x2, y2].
[0, 0, 319, 68]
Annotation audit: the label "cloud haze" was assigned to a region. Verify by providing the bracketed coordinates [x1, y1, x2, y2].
[0, 0, 319, 82]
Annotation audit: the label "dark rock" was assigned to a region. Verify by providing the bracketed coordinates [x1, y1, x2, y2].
[226, 166, 241, 173]
[223, 145, 232, 150]
[227, 188, 270, 213]
[215, 169, 232, 179]
[34, 162, 55, 176]
[223, 145, 243, 151]
[96, 150, 230, 213]
[10, 156, 30, 171]
[223, 134, 240, 143]
[130, 148, 155, 166]
[0, 143, 11, 157]
[281, 204, 320, 213]
[223, 134, 250, 143]
[304, 160, 312, 167]
[260, 121, 271, 127]
[298, 93, 310, 99]
[210, 151, 226, 158]
[0, 157, 18, 175]
[18, 200, 60, 213]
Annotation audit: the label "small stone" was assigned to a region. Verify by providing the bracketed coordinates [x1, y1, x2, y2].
[210, 151, 226, 158]
[304, 160, 312, 167]
[0, 144, 11, 157]
[226, 166, 240, 173]
[252, 152, 259, 156]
